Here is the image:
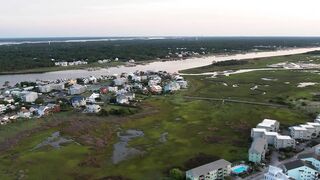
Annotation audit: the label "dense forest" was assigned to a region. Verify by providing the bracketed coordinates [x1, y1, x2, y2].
[0, 37, 320, 72]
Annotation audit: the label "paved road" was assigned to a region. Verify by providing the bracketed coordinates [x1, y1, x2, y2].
[244, 144, 315, 180]
[183, 96, 287, 108]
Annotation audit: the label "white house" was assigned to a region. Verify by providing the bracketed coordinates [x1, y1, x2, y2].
[38, 83, 65, 93]
[17, 107, 32, 118]
[274, 135, 295, 149]
[116, 95, 129, 104]
[257, 119, 280, 132]
[314, 114, 320, 124]
[108, 86, 118, 93]
[251, 128, 267, 139]
[306, 122, 320, 136]
[264, 166, 290, 180]
[282, 160, 318, 180]
[177, 80, 188, 89]
[114, 78, 127, 86]
[164, 81, 181, 93]
[0, 116, 10, 125]
[87, 93, 100, 103]
[68, 84, 86, 95]
[186, 159, 231, 180]
[263, 132, 279, 145]
[20, 91, 38, 103]
[300, 124, 317, 138]
[148, 79, 159, 86]
[85, 104, 101, 113]
[149, 85, 162, 94]
[290, 126, 310, 140]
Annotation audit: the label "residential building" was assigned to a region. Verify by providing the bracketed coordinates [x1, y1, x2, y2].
[290, 126, 312, 140]
[149, 85, 162, 94]
[116, 95, 129, 104]
[264, 166, 290, 180]
[186, 159, 231, 180]
[300, 124, 317, 138]
[68, 84, 86, 95]
[85, 104, 101, 113]
[38, 83, 65, 93]
[282, 160, 319, 180]
[70, 96, 86, 108]
[108, 86, 118, 93]
[263, 132, 278, 145]
[297, 153, 320, 171]
[251, 128, 267, 139]
[306, 122, 320, 136]
[297, 145, 320, 171]
[164, 81, 181, 93]
[114, 78, 127, 86]
[257, 119, 280, 132]
[177, 80, 188, 89]
[20, 91, 38, 103]
[248, 138, 268, 163]
[274, 135, 295, 149]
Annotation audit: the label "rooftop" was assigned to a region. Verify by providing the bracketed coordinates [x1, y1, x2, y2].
[291, 126, 307, 131]
[186, 159, 231, 177]
[283, 159, 317, 171]
[257, 119, 278, 128]
[249, 138, 267, 154]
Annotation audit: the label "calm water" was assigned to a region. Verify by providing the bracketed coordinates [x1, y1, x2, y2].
[1, 47, 320, 85]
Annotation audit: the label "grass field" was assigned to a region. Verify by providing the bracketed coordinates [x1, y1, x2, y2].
[0, 53, 320, 179]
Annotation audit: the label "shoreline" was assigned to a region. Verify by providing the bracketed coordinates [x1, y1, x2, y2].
[0, 46, 318, 76]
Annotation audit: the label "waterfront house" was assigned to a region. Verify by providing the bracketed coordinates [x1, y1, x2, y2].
[149, 85, 162, 94]
[248, 137, 268, 163]
[70, 96, 86, 108]
[114, 77, 127, 86]
[186, 159, 231, 180]
[20, 91, 38, 103]
[116, 94, 129, 104]
[264, 166, 290, 180]
[282, 160, 318, 180]
[38, 83, 65, 93]
[85, 104, 101, 113]
[164, 81, 181, 93]
[108, 86, 118, 93]
[18, 107, 32, 118]
[68, 84, 86, 95]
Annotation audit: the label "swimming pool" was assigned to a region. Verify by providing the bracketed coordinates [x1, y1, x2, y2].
[231, 164, 249, 174]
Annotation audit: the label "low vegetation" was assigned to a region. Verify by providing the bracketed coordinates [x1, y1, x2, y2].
[1, 52, 320, 179]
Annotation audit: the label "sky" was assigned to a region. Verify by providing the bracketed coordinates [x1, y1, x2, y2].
[0, 0, 320, 38]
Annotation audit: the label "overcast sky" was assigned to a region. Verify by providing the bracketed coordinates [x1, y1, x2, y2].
[1, 0, 320, 37]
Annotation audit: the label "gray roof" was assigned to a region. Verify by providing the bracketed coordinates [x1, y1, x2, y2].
[249, 138, 267, 154]
[283, 160, 317, 171]
[186, 159, 231, 177]
[297, 152, 320, 161]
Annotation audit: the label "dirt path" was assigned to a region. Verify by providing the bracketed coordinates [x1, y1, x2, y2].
[183, 96, 287, 108]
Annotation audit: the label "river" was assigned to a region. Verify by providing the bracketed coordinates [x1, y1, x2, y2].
[1, 47, 320, 85]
